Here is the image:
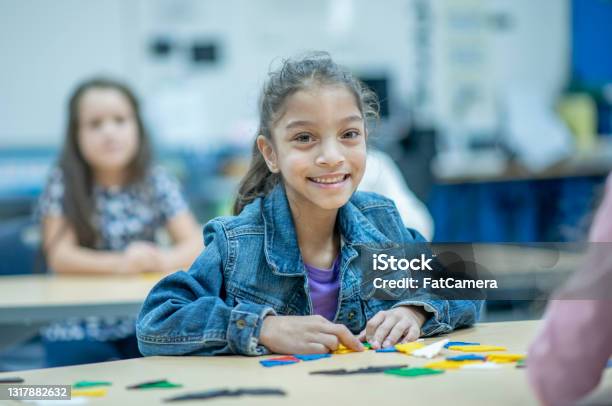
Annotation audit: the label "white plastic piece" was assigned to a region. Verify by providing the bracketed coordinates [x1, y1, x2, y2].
[412, 338, 449, 359]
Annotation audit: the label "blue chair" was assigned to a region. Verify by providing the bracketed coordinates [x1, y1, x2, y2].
[0, 216, 41, 275]
[0, 216, 45, 371]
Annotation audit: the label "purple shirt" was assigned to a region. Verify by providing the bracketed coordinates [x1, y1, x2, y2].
[305, 257, 340, 321]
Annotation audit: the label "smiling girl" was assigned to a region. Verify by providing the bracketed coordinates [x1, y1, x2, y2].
[137, 52, 481, 356]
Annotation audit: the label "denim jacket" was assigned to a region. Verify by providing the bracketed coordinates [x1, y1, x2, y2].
[137, 184, 482, 356]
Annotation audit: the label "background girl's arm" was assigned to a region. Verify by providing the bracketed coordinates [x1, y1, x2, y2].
[43, 215, 161, 274]
[38, 167, 158, 274]
[151, 167, 203, 272]
[158, 211, 203, 272]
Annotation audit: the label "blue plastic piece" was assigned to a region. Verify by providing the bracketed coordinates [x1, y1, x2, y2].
[446, 354, 487, 362]
[444, 341, 479, 349]
[259, 360, 299, 368]
[294, 354, 331, 361]
[375, 347, 398, 353]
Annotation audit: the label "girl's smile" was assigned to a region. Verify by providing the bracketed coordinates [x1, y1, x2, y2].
[307, 173, 350, 188]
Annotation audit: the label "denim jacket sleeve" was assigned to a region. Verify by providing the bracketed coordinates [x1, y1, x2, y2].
[136, 220, 276, 356]
[392, 297, 483, 336]
[392, 227, 484, 336]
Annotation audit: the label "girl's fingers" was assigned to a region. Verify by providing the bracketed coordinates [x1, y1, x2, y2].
[401, 324, 421, 343]
[305, 342, 330, 354]
[357, 329, 366, 342]
[381, 321, 410, 348]
[314, 333, 340, 352]
[372, 316, 397, 349]
[331, 323, 364, 351]
[365, 311, 386, 343]
[322, 323, 363, 351]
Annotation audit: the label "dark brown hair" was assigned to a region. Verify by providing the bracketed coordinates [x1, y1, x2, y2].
[233, 51, 379, 214]
[57, 78, 152, 248]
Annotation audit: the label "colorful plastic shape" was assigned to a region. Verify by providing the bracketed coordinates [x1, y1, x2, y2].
[446, 354, 487, 362]
[72, 388, 108, 397]
[443, 341, 479, 349]
[424, 360, 483, 370]
[447, 345, 507, 352]
[394, 342, 425, 355]
[294, 354, 331, 361]
[412, 339, 449, 359]
[73, 381, 112, 388]
[384, 368, 445, 377]
[487, 354, 526, 363]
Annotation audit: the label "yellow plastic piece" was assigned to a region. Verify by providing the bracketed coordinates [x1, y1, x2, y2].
[424, 360, 483, 370]
[394, 342, 425, 355]
[332, 343, 372, 354]
[448, 345, 507, 352]
[332, 344, 354, 354]
[487, 353, 525, 363]
[71, 388, 108, 397]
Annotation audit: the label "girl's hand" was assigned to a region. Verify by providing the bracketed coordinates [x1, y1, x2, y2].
[121, 241, 164, 274]
[358, 306, 428, 349]
[259, 315, 364, 354]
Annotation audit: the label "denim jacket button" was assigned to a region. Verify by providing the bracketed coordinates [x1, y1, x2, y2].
[236, 319, 247, 329]
[348, 311, 356, 320]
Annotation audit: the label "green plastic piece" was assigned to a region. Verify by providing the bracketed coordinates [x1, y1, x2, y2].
[384, 368, 444, 377]
[73, 381, 112, 388]
[362, 342, 373, 350]
[138, 381, 183, 389]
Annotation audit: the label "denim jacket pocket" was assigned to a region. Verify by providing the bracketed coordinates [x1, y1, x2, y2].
[335, 296, 366, 333]
[228, 285, 294, 315]
[361, 298, 396, 320]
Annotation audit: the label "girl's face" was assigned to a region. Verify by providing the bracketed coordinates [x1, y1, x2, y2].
[260, 84, 367, 213]
[77, 87, 139, 176]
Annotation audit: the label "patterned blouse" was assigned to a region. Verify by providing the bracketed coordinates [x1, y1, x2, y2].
[37, 165, 190, 342]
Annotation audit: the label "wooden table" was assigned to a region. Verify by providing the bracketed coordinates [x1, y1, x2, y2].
[0, 274, 162, 349]
[1, 320, 610, 405]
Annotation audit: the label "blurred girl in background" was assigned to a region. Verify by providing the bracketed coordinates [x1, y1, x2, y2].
[37, 78, 201, 366]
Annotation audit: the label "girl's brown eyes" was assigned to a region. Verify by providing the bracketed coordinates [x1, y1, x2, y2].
[342, 130, 360, 139]
[86, 116, 128, 129]
[292, 130, 361, 144]
[294, 134, 313, 143]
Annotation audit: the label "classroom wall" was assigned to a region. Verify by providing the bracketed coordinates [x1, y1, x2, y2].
[0, 0, 569, 149]
[0, 0, 415, 148]
[0, 0, 136, 147]
[117, 0, 419, 148]
[488, 0, 569, 99]
[430, 0, 569, 136]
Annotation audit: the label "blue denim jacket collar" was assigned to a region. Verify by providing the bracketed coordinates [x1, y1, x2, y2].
[262, 183, 397, 277]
